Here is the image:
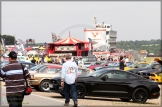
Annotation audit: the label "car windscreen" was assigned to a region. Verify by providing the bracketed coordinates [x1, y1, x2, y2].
[1, 61, 9, 67]
[84, 62, 92, 65]
[87, 69, 107, 77]
[126, 62, 133, 66]
[29, 65, 44, 71]
[108, 62, 116, 66]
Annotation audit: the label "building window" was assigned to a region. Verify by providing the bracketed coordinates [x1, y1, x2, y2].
[106, 31, 109, 35]
[107, 26, 110, 28]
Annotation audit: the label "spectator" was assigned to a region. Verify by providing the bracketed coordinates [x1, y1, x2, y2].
[78, 57, 84, 67]
[73, 57, 78, 65]
[47, 56, 52, 63]
[38, 57, 42, 64]
[107, 56, 111, 61]
[41, 54, 45, 63]
[61, 54, 78, 107]
[100, 56, 105, 61]
[0, 51, 30, 107]
[31, 57, 36, 64]
[125, 56, 129, 62]
[119, 56, 125, 70]
[62, 58, 66, 64]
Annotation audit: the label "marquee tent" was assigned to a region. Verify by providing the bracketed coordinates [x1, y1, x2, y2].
[54, 36, 88, 45]
[39, 47, 45, 50]
[26, 46, 32, 51]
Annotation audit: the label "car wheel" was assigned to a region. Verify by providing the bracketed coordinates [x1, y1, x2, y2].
[132, 88, 148, 103]
[39, 80, 50, 92]
[120, 98, 131, 102]
[76, 83, 86, 99]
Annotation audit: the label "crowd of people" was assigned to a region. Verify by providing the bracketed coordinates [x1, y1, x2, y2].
[1, 50, 161, 107]
[27, 54, 133, 71]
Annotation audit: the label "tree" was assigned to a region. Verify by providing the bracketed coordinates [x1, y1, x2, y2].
[1, 35, 15, 45]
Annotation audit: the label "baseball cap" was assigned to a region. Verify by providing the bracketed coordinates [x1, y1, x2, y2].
[8, 51, 17, 58]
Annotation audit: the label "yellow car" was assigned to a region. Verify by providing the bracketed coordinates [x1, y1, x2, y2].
[149, 68, 162, 83]
[124, 62, 149, 71]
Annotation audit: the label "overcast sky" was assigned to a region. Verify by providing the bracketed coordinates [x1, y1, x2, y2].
[1, 1, 161, 43]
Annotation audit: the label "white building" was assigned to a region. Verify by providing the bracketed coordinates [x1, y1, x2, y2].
[84, 17, 117, 52]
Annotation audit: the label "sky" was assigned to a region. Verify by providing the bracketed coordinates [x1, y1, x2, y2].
[1, 1, 161, 43]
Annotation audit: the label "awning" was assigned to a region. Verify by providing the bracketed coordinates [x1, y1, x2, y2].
[54, 36, 88, 45]
[39, 47, 45, 50]
[26, 46, 32, 51]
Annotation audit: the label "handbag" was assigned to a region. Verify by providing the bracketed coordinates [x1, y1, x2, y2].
[20, 63, 32, 95]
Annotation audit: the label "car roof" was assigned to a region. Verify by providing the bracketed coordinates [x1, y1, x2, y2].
[138, 62, 149, 64]
[47, 65, 62, 68]
[1, 60, 34, 64]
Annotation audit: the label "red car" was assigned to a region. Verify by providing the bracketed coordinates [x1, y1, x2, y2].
[88, 61, 118, 70]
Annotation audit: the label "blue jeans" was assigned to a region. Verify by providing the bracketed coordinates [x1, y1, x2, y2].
[64, 82, 77, 103]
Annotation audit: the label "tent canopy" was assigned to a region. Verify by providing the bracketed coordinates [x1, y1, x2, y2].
[39, 47, 45, 50]
[54, 36, 88, 45]
[26, 46, 32, 51]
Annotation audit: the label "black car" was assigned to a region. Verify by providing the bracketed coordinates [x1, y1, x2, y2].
[128, 63, 161, 74]
[50, 69, 160, 103]
[99, 62, 134, 70]
[137, 67, 162, 79]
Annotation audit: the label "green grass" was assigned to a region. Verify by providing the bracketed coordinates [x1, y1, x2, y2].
[144, 57, 161, 63]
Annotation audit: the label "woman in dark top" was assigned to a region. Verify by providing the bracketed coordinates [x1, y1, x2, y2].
[119, 56, 125, 70]
[154, 58, 162, 65]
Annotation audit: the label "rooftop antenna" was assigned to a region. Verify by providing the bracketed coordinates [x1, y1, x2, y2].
[93, 17, 97, 27]
[69, 31, 70, 37]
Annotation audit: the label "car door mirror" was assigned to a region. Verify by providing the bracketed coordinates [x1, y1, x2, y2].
[101, 75, 108, 81]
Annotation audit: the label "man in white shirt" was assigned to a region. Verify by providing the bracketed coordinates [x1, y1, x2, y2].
[78, 57, 84, 67]
[125, 56, 129, 62]
[61, 54, 78, 107]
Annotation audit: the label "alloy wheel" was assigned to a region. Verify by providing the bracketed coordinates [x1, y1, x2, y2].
[76, 86, 85, 98]
[42, 81, 50, 91]
[134, 89, 147, 103]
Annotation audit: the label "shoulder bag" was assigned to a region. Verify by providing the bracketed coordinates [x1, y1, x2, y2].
[20, 63, 32, 95]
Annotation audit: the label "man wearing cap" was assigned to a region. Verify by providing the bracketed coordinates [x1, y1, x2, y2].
[0, 51, 30, 107]
[61, 54, 78, 107]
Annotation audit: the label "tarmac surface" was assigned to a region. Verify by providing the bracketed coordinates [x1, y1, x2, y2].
[0, 81, 161, 107]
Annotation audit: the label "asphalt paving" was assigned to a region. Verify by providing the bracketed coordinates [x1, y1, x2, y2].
[1, 84, 82, 107]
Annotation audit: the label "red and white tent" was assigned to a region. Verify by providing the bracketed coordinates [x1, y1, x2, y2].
[54, 36, 88, 45]
[26, 46, 32, 51]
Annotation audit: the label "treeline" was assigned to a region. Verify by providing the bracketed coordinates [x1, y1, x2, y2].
[116, 39, 161, 55]
[0, 35, 15, 45]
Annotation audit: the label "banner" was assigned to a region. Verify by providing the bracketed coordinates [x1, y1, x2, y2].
[1, 37, 6, 53]
[14, 39, 27, 55]
[55, 46, 76, 51]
